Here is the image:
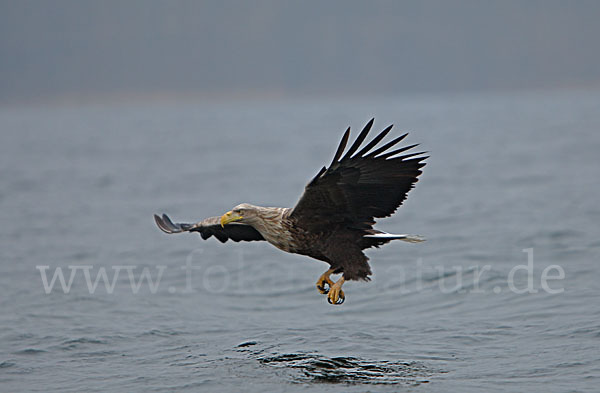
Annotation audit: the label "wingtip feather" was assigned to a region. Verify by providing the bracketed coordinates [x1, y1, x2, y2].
[154, 214, 171, 233]
[355, 124, 394, 157]
[330, 127, 351, 166]
[342, 119, 374, 160]
[365, 132, 409, 158]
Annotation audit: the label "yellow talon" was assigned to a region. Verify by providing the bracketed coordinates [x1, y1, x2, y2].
[327, 277, 346, 305]
[316, 268, 335, 294]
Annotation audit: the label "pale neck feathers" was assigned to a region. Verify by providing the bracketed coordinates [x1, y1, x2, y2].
[246, 206, 293, 251]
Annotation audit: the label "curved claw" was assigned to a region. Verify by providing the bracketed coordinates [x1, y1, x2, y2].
[327, 289, 345, 305]
[316, 271, 335, 295]
[316, 282, 330, 295]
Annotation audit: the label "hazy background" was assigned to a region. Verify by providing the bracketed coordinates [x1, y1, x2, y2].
[2, 0, 600, 103]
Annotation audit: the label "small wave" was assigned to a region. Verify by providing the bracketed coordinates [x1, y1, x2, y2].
[257, 352, 432, 385]
[62, 337, 107, 345]
[139, 329, 184, 337]
[54, 337, 108, 351]
[14, 348, 47, 355]
[236, 341, 258, 348]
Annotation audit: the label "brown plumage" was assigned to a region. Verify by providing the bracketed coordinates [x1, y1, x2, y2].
[154, 119, 427, 304]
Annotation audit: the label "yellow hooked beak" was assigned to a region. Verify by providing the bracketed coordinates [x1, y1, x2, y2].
[220, 210, 243, 227]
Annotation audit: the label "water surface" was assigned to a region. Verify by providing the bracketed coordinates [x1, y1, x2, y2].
[1, 90, 599, 392]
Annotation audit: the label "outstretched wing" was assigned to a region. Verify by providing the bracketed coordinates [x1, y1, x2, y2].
[290, 119, 427, 230]
[154, 214, 265, 243]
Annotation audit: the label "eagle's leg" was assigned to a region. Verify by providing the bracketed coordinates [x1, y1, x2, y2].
[316, 268, 336, 294]
[327, 276, 345, 305]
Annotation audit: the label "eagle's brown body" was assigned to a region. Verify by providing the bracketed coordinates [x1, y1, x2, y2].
[155, 119, 427, 304]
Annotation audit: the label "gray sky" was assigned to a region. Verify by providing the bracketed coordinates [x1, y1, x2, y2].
[1, 0, 599, 102]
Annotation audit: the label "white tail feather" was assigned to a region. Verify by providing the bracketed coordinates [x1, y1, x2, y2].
[363, 233, 425, 243]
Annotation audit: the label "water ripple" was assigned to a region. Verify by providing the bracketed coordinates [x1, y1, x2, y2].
[257, 352, 434, 385]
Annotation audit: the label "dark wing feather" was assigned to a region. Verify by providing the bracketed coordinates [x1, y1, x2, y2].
[341, 118, 373, 160]
[290, 120, 426, 230]
[154, 214, 264, 243]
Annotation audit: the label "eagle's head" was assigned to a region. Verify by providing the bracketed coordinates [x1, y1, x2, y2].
[220, 203, 260, 227]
